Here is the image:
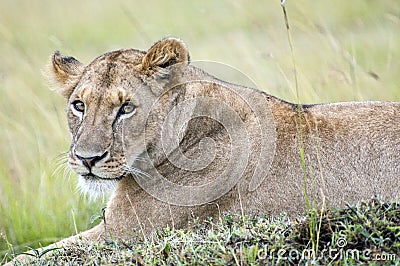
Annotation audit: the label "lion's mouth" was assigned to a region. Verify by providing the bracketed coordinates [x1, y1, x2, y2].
[82, 173, 126, 181]
[77, 172, 124, 199]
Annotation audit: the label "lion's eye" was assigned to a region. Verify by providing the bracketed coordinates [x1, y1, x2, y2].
[72, 100, 85, 113]
[119, 103, 136, 116]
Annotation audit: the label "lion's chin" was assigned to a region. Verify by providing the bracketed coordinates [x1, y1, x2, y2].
[77, 174, 120, 201]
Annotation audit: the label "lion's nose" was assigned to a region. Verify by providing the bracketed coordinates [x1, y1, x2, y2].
[76, 151, 108, 170]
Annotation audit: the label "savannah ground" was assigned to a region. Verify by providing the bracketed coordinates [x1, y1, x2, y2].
[0, 0, 399, 264]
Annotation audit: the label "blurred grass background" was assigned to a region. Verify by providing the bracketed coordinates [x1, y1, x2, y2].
[0, 0, 399, 256]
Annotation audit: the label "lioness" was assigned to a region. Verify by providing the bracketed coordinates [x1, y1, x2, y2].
[11, 37, 400, 262]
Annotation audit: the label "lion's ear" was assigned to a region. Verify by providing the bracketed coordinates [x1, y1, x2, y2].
[141, 37, 190, 75]
[46, 51, 84, 99]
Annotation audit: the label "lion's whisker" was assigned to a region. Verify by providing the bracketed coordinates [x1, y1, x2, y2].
[54, 152, 69, 163]
[124, 165, 152, 179]
[131, 156, 147, 162]
[53, 160, 69, 177]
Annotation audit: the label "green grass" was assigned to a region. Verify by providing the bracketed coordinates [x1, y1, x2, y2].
[0, 0, 399, 264]
[7, 198, 400, 265]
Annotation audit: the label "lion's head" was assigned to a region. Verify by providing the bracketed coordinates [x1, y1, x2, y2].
[48, 38, 190, 198]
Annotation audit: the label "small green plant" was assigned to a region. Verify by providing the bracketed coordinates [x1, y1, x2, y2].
[20, 246, 62, 260]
